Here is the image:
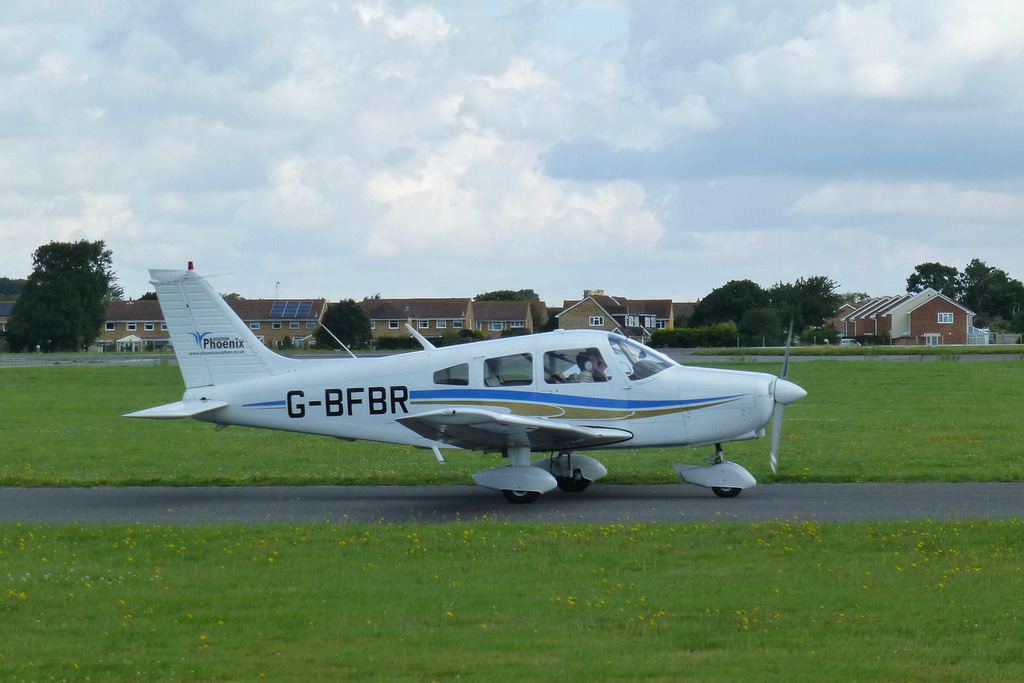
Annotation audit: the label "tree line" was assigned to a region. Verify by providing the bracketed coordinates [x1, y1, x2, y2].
[4, 240, 1023, 352]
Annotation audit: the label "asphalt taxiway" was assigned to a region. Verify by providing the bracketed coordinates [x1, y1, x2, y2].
[2, 482, 1022, 525]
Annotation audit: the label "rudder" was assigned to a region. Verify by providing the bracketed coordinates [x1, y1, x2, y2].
[151, 265, 298, 388]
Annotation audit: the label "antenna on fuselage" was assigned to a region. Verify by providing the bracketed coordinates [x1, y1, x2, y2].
[406, 323, 436, 350]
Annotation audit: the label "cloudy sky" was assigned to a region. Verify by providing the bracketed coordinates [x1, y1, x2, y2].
[3, 1, 1023, 304]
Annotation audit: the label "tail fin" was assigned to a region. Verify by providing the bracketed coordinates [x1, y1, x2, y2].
[151, 265, 298, 388]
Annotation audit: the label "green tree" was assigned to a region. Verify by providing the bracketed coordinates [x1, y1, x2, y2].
[837, 291, 871, 304]
[1, 276, 27, 298]
[315, 299, 372, 350]
[738, 307, 782, 346]
[4, 240, 114, 352]
[768, 276, 841, 331]
[690, 280, 769, 327]
[475, 289, 540, 301]
[957, 259, 1024, 325]
[907, 262, 961, 298]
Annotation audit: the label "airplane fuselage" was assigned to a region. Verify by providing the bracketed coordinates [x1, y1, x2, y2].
[186, 329, 777, 453]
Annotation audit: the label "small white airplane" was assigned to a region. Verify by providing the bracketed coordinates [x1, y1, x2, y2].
[126, 264, 807, 502]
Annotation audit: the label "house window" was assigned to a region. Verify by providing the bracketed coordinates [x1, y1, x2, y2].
[161, 323, 168, 331]
[306, 321, 316, 329]
[290, 321, 299, 329]
[436, 320, 447, 329]
[489, 321, 505, 332]
[105, 322, 115, 331]
[145, 322, 155, 331]
[937, 312, 954, 324]
[272, 321, 282, 330]
[250, 322, 260, 330]
[454, 319, 464, 328]
[389, 320, 400, 330]
[589, 316, 605, 327]
[510, 321, 525, 328]
[127, 323, 137, 331]
[370, 320, 376, 329]
[419, 320, 430, 330]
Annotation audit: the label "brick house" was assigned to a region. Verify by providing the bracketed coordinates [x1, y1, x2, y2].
[96, 298, 326, 351]
[472, 300, 540, 339]
[557, 290, 674, 341]
[0, 301, 14, 351]
[359, 298, 473, 341]
[842, 289, 978, 345]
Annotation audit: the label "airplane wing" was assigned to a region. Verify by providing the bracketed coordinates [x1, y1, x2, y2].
[397, 408, 633, 452]
[124, 400, 229, 420]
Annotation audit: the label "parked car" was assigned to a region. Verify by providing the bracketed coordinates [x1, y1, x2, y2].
[839, 338, 861, 346]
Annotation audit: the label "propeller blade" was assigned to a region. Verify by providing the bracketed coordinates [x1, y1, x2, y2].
[770, 405, 784, 473]
[771, 319, 796, 474]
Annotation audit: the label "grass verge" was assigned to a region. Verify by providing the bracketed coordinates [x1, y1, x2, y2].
[2, 520, 1022, 682]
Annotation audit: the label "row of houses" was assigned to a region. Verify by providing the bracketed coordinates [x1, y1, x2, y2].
[0, 289, 690, 352]
[832, 288, 989, 345]
[1, 285, 996, 352]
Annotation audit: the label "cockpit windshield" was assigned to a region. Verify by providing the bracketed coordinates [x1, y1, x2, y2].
[607, 334, 676, 380]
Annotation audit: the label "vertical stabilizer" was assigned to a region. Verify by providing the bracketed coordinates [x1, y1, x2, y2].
[151, 266, 298, 388]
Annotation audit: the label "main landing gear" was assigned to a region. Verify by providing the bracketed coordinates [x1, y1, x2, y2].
[474, 448, 610, 504]
[673, 443, 757, 498]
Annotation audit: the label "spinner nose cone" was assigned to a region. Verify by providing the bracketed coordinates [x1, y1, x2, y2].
[773, 378, 807, 406]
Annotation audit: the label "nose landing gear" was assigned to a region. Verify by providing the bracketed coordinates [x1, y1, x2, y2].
[674, 443, 757, 497]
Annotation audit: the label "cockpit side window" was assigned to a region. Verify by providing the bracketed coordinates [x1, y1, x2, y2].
[433, 363, 469, 386]
[483, 353, 533, 387]
[608, 335, 675, 380]
[544, 347, 610, 383]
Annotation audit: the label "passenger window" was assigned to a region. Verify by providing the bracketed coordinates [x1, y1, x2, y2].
[483, 353, 533, 387]
[433, 363, 469, 386]
[544, 347, 610, 383]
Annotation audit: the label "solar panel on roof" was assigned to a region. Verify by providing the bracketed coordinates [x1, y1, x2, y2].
[270, 301, 314, 318]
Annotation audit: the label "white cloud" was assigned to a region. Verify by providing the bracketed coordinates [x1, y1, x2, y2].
[733, 0, 1024, 99]
[790, 181, 1024, 221]
[356, 2, 453, 46]
[364, 127, 662, 258]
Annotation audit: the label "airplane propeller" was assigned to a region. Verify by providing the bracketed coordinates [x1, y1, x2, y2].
[769, 322, 806, 473]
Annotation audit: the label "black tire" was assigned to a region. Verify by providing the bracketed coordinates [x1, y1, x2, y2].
[502, 489, 541, 504]
[555, 477, 591, 493]
[711, 486, 742, 498]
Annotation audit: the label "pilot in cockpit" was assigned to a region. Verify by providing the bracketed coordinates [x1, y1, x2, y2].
[572, 348, 609, 383]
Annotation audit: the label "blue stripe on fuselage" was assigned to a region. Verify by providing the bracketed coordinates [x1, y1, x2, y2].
[409, 388, 742, 410]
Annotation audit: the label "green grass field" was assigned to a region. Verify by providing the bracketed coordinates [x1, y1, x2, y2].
[3, 361, 1024, 681]
[2, 520, 1023, 681]
[2, 360, 1023, 486]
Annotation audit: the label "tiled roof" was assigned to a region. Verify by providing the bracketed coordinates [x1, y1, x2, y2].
[359, 298, 471, 320]
[472, 300, 531, 321]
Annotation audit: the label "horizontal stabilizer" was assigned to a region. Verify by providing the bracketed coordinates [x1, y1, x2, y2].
[124, 400, 228, 420]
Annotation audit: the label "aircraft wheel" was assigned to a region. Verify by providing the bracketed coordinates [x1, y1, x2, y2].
[711, 486, 742, 498]
[502, 489, 541, 504]
[556, 477, 591, 493]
